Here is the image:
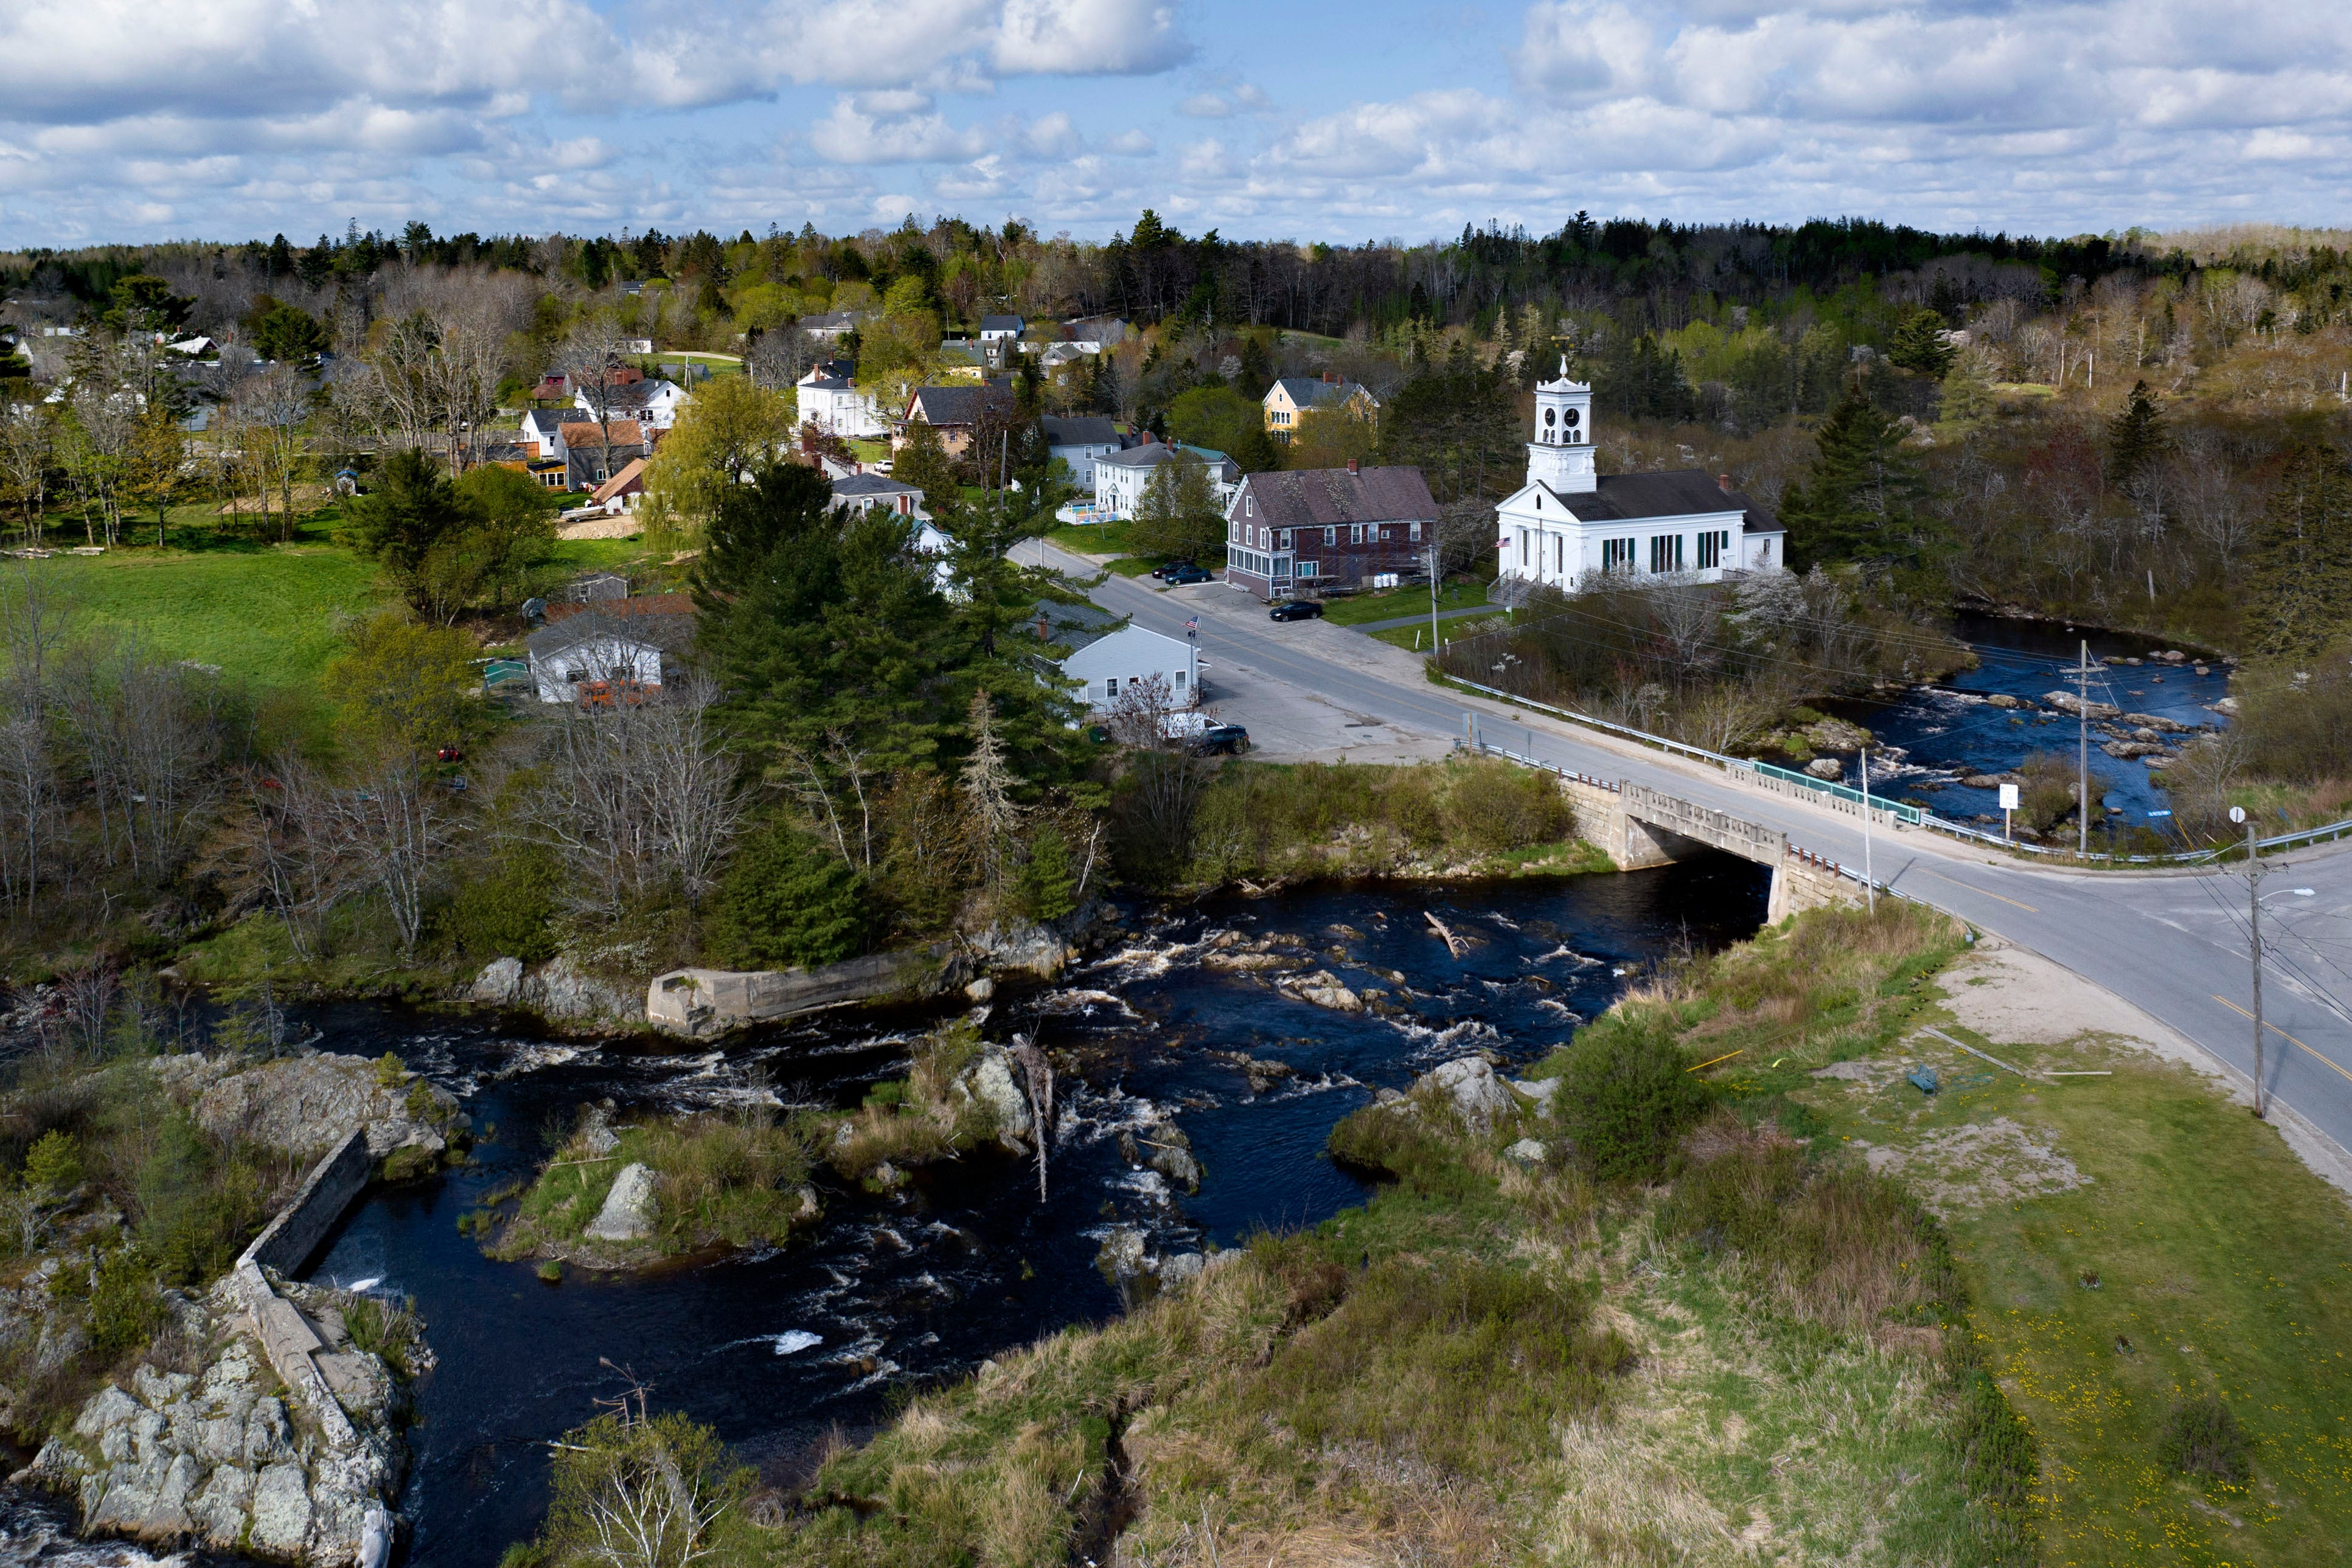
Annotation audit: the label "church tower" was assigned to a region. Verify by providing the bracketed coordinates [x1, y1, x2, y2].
[1526, 358, 1596, 494]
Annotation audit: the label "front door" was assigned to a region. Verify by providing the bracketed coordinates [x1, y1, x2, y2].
[1272, 553, 1293, 595]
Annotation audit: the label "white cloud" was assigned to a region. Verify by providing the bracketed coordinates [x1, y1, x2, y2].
[993, 0, 1189, 75]
[1178, 93, 1231, 118]
[809, 95, 989, 164]
[1104, 128, 1158, 156]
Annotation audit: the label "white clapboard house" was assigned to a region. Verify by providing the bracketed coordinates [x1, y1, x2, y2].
[1031, 601, 1199, 712]
[1495, 362, 1786, 592]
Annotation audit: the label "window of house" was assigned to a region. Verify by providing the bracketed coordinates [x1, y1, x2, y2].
[1521, 531, 1530, 567]
[1278, 530, 1290, 549]
[1106, 678, 1119, 697]
[1648, 534, 1685, 573]
[1351, 524, 1365, 545]
[1698, 530, 1721, 569]
[1324, 526, 1337, 546]
[1409, 521, 1421, 542]
[1602, 537, 1634, 572]
[1298, 560, 1318, 578]
[1245, 496, 1253, 516]
[1174, 670, 1186, 689]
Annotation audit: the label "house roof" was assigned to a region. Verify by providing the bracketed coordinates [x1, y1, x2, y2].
[798, 311, 864, 332]
[591, 457, 648, 504]
[527, 608, 698, 659]
[1236, 466, 1439, 529]
[1549, 470, 1783, 532]
[980, 314, 1023, 332]
[1097, 440, 1232, 477]
[906, 383, 1014, 428]
[558, 419, 645, 448]
[1041, 415, 1121, 447]
[1027, 598, 1124, 656]
[832, 473, 924, 498]
[1269, 376, 1374, 411]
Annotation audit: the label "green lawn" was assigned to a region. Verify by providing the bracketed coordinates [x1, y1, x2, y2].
[1315, 577, 1494, 626]
[17, 510, 653, 690]
[1791, 999, 2352, 1564]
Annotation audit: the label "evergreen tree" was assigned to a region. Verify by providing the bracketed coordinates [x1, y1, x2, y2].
[1593, 334, 1697, 422]
[1777, 392, 1935, 567]
[711, 825, 868, 967]
[2105, 380, 2169, 488]
[2246, 443, 2352, 657]
[892, 421, 957, 512]
[1887, 308, 1957, 376]
[350, 449, 463, 607]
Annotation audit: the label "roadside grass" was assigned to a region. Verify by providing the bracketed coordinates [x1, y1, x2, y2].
[1779, 987, 2352, 1564]
[726, 904, 2031, 1568]
[1174, 756, 1593, 889]
[1313, 577, 1492, 626]
[1046, 519, 1136, 558]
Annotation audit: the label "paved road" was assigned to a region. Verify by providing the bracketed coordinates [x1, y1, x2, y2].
[1018, 541, 2352, 1173]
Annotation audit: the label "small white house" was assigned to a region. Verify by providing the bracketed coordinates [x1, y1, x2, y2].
[524, 611, 694, 704]
[576, 378, 689, 433]
[798, 366, 887, 438]
[979, 314, 1025, 342]
[830, 472, 927, 518]
[520, 408, 569, 460]
[1092, 439, 1239, 521]
[1032, 602, 1199, 712]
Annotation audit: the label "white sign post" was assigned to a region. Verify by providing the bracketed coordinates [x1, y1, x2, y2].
[1998, 782, 2020, 844]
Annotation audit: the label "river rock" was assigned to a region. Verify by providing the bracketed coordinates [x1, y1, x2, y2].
[1983, 693, 2025, 709]
[2213, 696, 2240, 716]
[967, 920, 1076, 979]
[1801, 716, 1873, 752]
[2122, 711, 2192, 733]
[1141, 1123, 1202, 1192]
[1423, 1057, 1515, 1133]
[177, 1052, 461, 1165]
[1804, 758, 1844, 780]
[964, 977, 996, 1002]
[1160, 1252, 1206, 1288]
[583, 1163, 657, 1243]
[1505, 1139, 1550, 1168]
[2043, 690, 2121, 720]
[470, 957, 524, 1005]
[962, 1047, 1034, 1143]
[1282, 970, 1363, 1012]
[524, 957, 645, 1027]
[1096, 1226, 1147, 1282]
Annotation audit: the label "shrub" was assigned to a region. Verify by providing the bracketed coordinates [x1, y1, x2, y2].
[23, 1131, 81, 1198]
[1012, 825, 1079, 922]
[1545, 1021, 1711, 1182]
[1441, 759, 1577, 853]
[710, 827, 867, 969]
[1326, 1098, 1490, 1204]
[88, 1244, 164, 1362]
[2158, 1396, 2251, 1483]
[441, 845, 562, 963]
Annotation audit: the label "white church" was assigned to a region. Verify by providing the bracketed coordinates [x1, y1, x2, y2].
[1495, 362, 1784, 591]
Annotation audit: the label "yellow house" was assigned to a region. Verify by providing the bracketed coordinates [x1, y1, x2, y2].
[1263, 373, 1379, 439]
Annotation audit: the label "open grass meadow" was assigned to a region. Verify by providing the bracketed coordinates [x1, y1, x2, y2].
[16, 507, 652, 690]
[1772, 968, 2352, 1564]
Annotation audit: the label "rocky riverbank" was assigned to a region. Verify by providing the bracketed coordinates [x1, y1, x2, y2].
[15, 1277, 427, 1564]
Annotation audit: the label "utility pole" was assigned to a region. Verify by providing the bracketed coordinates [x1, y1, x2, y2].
[2077, 639, 2091, 858]
[2243, 808, 2266, 1119]
[1427, 545, 1441, 657]
[1860, 746, 1876, 915]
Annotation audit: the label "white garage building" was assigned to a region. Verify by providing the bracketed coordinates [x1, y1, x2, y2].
[1032, 601, 1199, 712]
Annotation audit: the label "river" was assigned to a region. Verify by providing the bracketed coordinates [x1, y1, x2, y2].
[1820, 612, 2230, 839]
[232, 859, 1769, 1566]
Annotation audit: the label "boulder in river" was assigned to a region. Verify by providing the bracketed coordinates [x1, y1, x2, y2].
[470, 957, 523, 1005]
[1804, 758, 1844, 780]
[583, 1163, 657, 1243]
[1282, 970, 1363, 1012]
[2043, 690, 2121, 720]
[960, 1046, 1034, 1145]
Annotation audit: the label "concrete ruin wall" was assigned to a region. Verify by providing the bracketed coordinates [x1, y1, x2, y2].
[232, 1127, 372, 1448]
[648, 946, 950, 1038]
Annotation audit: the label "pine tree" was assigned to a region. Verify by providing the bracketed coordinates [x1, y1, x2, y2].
[2246, 443, 2352, 657]
[1777, 392, 1932, 567]
[711, 826, 867, 967]
[1887, 309, 1957, 376]
[892, 421, 957, 513]
[961, 690, 1018, 894]
[2105, 380, 2169, 488]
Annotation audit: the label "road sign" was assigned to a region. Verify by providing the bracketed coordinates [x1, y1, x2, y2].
[1998, 783, 2020, 810]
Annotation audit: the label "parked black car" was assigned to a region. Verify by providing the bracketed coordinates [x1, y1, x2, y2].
[1188, 724, 1251, 755]
[1163, 564, 1213, 585]
[1268, 600, 1325, 622]
[1150, 559, 1197, 580]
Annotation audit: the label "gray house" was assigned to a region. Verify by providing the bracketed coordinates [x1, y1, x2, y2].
[1031, 601, 1199, 712]
[1040, 415, 1127, 487]
[526, 611, 697, 704]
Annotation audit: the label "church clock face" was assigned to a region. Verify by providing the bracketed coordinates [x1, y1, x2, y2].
[1562, 408, 1580, 429]
[1543, 407, 1556, 426]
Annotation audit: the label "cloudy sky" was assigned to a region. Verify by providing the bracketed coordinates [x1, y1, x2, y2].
[2, 0, 2345, 248]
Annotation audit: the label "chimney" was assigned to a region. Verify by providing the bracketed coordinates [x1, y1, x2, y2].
[1035, 611, 1050, 641]
[1717, 473, 1733, 494]
[1323, 370, 1341, 385]
[1346, 457, 1360, 475]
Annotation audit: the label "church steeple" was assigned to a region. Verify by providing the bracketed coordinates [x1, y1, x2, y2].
[1526, 356, 1596, 494]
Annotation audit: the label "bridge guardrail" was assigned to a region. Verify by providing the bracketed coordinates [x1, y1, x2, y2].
[1445, 673, 2352, 868]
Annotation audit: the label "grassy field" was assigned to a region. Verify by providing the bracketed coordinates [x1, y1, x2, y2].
[1785, 983, 2352, 1565]
[14, 510, 652, 689]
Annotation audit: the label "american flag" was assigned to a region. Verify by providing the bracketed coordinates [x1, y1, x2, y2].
[1186, 616, 1199, 631]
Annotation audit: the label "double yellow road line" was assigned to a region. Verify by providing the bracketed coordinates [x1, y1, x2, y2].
[2211, 994, 2352, 1087]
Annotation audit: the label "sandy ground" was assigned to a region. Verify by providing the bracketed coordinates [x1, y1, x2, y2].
[1939, 936, 2352, 1198]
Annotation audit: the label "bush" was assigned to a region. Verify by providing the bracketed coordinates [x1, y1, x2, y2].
[1441, 760, 1577, 853]
[1544, 1021, 1711, 1182]
[709, 826, 867, 969]
[441, 846, 562, 963]
[1012, 825, 1079, 923]
[24, 1131, 81, 1198]
[1326, 1098, 1490, 1204]
[2158, 1396, 2252, 1483]
[88, 1244, 164, 1362]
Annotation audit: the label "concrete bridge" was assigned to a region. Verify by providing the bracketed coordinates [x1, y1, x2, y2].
[1552, 771, 1874, 921]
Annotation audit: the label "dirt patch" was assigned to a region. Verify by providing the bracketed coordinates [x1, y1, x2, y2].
[1859, 1116, 2088, 1216]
